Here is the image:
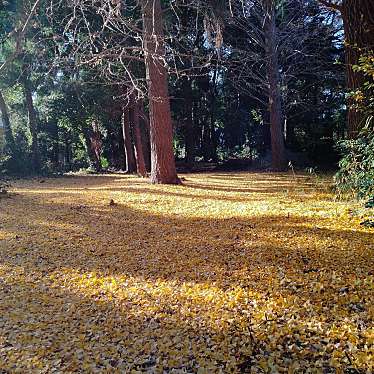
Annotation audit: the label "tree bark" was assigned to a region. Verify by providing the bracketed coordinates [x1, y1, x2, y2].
[341, 0, 374, 138]
[139, 101, 151, 172]
[82, 128, 102, 172]
[182, 77, 195, 168]
[22, 70, 40, 173]
[141, 0, 179, 184]
[319, 0, 374, 138]
[90, 120, 102, 172]
[264, 0, 287, 171]
[210, 69, 218, 163]
[122, 107, 136, 173]
[0, 89, 15, 153]
[132, 101, 147, 177]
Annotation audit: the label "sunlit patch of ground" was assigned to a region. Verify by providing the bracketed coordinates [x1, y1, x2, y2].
[0, 172, 373, 373]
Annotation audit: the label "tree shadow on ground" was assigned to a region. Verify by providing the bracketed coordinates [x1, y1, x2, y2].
[0, 174, 372, 372]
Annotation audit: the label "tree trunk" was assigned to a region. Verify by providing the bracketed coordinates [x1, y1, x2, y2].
[183, 77, 195, 168]
[341, 0, 374, 138]
[122, 107, 136, 173]
[0, 89, 15, 153]
[82, 128, 101, 172]
[264, 0, 287, 171]
[141, 0, 179, 184]
[90, 120, 102, 172]
[210, 69, 218, 163]
[22, 70, 40, 173]
[132, 101, 147, 177]
[139, 101, 151, 172]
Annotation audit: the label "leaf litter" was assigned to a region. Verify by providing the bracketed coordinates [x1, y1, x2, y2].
[0, 172, 373, 373]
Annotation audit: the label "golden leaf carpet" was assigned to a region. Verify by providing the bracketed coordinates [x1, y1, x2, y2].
[0, 173, 373, 373]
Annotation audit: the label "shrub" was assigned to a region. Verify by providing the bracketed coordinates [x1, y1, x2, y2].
[335, 51, 374, 200]
[335, 120, 374, 199]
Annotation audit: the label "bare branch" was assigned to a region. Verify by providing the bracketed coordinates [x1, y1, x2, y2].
[0, 0, 43, 74]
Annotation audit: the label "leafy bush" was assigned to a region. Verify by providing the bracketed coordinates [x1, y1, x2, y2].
[335, 51, 374, 200]
[335, 121, 374, 199]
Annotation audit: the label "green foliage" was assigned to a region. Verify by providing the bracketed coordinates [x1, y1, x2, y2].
[100, 156, 109, 169]
[335, 51, 374, 200]
[365, 196, 374, 209]
[335, 129, 374, 199]
[360, 219, 374, 228]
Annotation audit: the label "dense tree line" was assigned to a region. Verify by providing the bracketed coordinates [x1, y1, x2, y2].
[0, 0, 373, 185]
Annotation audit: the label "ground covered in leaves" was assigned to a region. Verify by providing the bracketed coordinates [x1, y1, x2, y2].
[0, 172, 373, 373]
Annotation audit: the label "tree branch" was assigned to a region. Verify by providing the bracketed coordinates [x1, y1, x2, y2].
[0, 0, 42, 74]
[318, 0, 342, 12]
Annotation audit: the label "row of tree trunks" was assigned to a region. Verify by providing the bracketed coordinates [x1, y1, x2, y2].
[121, 97, 150, 177]
[141, 0, 179, 184]
[132, 101, 147, 177]
[264, 0, 287, 171]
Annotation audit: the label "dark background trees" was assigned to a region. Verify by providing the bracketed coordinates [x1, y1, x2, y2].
[0, 0, 372, 189]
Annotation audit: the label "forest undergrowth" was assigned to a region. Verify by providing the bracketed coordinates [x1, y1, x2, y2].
[0, 172, 373, 373]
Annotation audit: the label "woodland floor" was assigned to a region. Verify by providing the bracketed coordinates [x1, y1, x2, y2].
[0, 172, 373, 373]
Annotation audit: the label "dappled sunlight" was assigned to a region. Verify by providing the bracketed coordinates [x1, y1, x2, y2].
[0, 173, 373, 372]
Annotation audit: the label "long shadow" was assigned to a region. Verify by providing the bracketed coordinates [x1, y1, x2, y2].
[183, 182, 319, 195]
[2, 195, 372, 283]
[0, 176, 373, 371]
[20, 173, 332, 203]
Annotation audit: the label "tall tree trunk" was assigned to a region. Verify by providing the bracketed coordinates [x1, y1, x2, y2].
[264, 0, 287, 171]
[22, 70, 40, 173]
[122, 107, 136, 173]
[210, 69, 218, 163]
[341, 0, 374, 138]
[319, 0, 374, 137]
[139, 101, 151, 172]
[183, 78, 195, 168]
[141, 0, 179, 184]
[132, 101, 147, 177]
[0, 89, 15, 153]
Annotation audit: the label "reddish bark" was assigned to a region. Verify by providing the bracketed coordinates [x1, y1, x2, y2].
[141, 0, 179, 184]
[341, 0, 374, 138]
[319, 0, 374, 138]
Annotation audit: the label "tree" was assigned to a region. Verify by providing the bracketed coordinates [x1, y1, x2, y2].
[221, 0, 309, 170]
[141, 0, 179, 183]
[319, 0, 374, 138]
[22, 63, 40, 173]
[122, 106, 136, 174]
[263, 0, 286, 170]
[48, 0, 179, 183]
[132, 99, 147, 177]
